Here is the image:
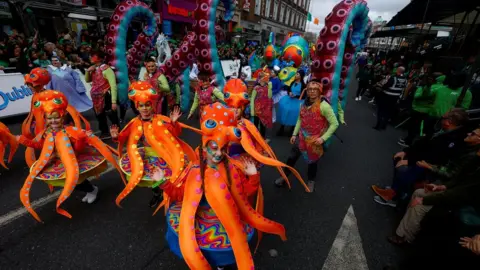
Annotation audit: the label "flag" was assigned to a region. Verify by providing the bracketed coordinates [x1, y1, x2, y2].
[314, 18, 319, 25]
[307, 12, 312, 21]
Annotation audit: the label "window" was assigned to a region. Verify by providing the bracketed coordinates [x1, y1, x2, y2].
[273, 0, 279, 20]
[285, 7, 290, 25]
[255, 0, 262, 15]
[280, 4, 285, 23]
[289, 10, 294, 26]
[264, 0, 271, 17]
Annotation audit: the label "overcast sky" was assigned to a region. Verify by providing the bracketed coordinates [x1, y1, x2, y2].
[306, 0, 410, 33]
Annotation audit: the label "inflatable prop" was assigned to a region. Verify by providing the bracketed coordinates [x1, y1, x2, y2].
[19, 91, 124, 222]
[105, 0, 158, 105]
[0, 122, 18, 169]
[264, 32, 278, 66]
[310, 0, 371, 113]
[281, 34, 310, 68]
[156, 33, 172, 66]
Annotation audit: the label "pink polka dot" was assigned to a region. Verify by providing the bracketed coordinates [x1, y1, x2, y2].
[220, 183, 226, 189]
[192, 202, 198, 207]
[233, 174, 239, 179]
[195, 247, 200, 252]
[196, 175, 201, 182]
[225, 194, 232, 200]
[214, 172, 220, 178]
[190, 216, 194, 219]
[195, 188, 202, 194]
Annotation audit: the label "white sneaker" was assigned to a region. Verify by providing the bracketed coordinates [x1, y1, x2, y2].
[359, 96, 362, 101]
[265, 138, 271, 144]
[355, 97, 359, 101]
[82, 186, 99, 204]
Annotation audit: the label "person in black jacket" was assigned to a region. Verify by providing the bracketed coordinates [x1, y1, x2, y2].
[372, 108, 470, 207]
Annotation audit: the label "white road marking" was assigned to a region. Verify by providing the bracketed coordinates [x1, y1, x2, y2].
[0, 166, 115, 227]
[322, 205, 369, 270]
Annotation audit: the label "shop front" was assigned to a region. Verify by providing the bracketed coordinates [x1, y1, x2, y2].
[158, 0, 196, 38]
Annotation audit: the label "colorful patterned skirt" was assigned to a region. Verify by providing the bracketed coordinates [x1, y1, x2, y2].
[119, 147, 172, 188]
[166, 200, 255, 267]
[31, 146, 107, 187]
[254, 98, 273, 128]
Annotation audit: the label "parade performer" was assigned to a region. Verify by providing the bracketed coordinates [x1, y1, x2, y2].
[46, 56, 92, 113]
[18, 90, 124, 222]
[0, 122, 18, 169]
[142, 58, 170, 114]
[150, 102, 307, 270]
[250, 72, 273, 138]
[111, 81, 194, 209]
[85, 50, 119, 138]
[187, 74, 225, 120]
[275, 81, 339, 192]
[22, 68, 90, 167]
[277, 69, 306, 136]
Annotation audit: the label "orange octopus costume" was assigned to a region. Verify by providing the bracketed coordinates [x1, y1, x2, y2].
[18, 90, 124, 222]
[22, 68, 90, 168]
[144, 102, 309, 269]
[0, 122, 18, 169]
[114, 81, 197, 206]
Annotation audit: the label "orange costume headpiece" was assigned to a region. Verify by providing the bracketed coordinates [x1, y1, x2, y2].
[24, 68, 51, 90]
[33, 90, 69, 116]
[223, 78, 249, 109]
[128, 81, 159, 108]
[200, 103, 241, 149]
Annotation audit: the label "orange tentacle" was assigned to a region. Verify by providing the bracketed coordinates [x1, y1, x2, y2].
[54, 130, 80, 219]
[230, 166, 287, 241]
[25, 147, 37, 168]
[83, 131, 126, 185]
[20, 133, 55, 222]
[240, 131, 310, 192]
[21, 111, 35, 139]
[117, 118, 136, 156]
[254, 185, 264, 253]
[66, 105, 90, 130]
[0, 141, 6, 169]
[178, 167, 210, 270]
[204, 166, 255, 270]
[115, 120, 143, 206]
[33, 110, 45, 136]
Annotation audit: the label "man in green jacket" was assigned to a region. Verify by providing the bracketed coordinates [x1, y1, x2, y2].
[389, 128, 480, 244]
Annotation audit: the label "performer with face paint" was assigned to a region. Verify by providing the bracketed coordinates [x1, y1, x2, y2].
[187, 73, 225, 120]
[275, 81, 339, 192]
[142, 58, 170, 114]
[250, 72, 273, 139]
[110, 81, 188, 209]
[85, 51, 119, 139]
[17, 90, 124, 222]
[148, 102, 307, 270]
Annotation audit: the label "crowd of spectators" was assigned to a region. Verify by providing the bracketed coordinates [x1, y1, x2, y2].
[357, 50, 480, 269]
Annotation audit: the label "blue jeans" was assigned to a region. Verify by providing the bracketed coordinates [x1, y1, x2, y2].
[391, 163, 426, 201]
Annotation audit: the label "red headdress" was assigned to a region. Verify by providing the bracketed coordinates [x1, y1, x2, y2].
[33, 90, 69, 116]
[24, 68, 51, 90]
[223, 78, 249, 109]
[128, 81, 159, 108]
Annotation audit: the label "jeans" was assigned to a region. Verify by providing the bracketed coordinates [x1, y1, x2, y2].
[391, 162, 426, 201]
[284, 145, 318, 181]
[356, 81, 369, 97]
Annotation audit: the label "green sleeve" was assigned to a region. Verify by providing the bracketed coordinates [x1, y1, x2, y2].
[158, 74, 170, 93]
[213, 88, 225, 102]
[337, 100, 345, 124]
[268, 82, 272, 99]
[292, 116, 301, 136]
[320, 101, 339, 141]
[85, 70, 92, 83]
[175, 84, 181, 104]
[461, 90, 472, 109]
[189, 92, 199, 115]
[250, 90, 257, 116]
[103, 68, 117, 103]
[431, 165, 454, 180]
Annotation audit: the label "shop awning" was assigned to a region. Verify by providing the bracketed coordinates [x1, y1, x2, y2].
[14, 0, 114, 18]
[387, 0, 479, 27]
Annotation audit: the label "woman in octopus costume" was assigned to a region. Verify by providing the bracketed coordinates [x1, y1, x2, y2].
[111, 81, 195, 209]
[0, 122, 18, 170]
[22, 68, 90, 168]
[309, 0, 370, 114]
[148, 102, 307, 269]
[17, 91, 124, 222]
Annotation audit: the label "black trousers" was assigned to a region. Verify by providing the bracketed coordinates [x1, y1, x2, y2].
[284, 145, 318, 181]
[356, 81, 369, 97]
[75, 180, 94, 193]
[375, 93, 399, 129]
[404, 110, 429, 145]
[253, 116, 266, 138]
[95, 92, 119, 134]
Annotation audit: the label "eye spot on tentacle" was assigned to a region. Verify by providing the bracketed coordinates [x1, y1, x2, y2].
[326, 41, 337, 50]
[345, 53, 352, 59]
[324, 59, 334, 69]
[331, 24, 342, 34]
[337, 9, 347, 17]
[200, 3, 209, 11]
[321, 77, 331, 86]
[320, 28, 328, 36]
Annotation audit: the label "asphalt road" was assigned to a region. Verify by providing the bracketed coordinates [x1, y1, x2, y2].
[0, 82, 410, 270]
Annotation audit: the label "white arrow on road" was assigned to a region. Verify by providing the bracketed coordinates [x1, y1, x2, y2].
[322, 205, 369, 270]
